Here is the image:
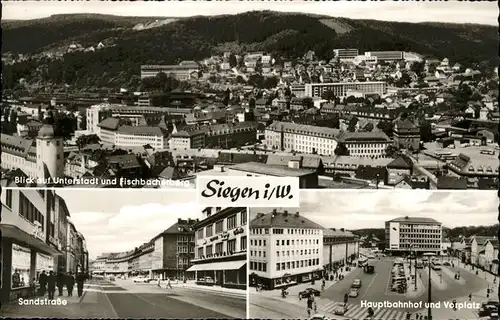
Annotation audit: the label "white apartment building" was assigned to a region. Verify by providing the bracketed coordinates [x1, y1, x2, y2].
[337, 131, 393, 158]
[365, 51, 404, 61]
[140, 64, 199, 81]
[265, 121, 340, 155]
[249, 210, 324, 290]
[333, 48, 359, 62]
[186, 207, 247, 289]
[385, 216, 442, 254]
[304, 81, 387, 98]
[98, 118, 169, 149]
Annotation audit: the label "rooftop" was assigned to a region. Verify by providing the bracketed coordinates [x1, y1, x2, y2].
[267, 121, 340, 139]
[388, 216, 441, 224]
[250, 210, 324, 229]
[229, 162, 316, 177]
[337, 131, 391, 142]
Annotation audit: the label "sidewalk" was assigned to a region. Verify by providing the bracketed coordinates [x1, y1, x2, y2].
[403, 262, 425, 298]
[0, 284, 105, 318]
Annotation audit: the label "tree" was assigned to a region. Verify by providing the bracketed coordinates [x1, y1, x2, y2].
[321, 90, 336, 102]
[249, 97, 256, 110]
[229, 53, 237, 68]
[76, 134, 101, 150]
[334, 143, 350, 156]
[410, 61, 425, 77]
[223, 89, 231, 106]
[347, 117, 358, 132]
[385, 145, 400, 158]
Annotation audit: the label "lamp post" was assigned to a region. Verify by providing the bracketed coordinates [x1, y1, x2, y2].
[427, 258, 432, 320]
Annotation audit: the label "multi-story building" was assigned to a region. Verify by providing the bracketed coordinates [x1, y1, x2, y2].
[393, 118, 421, 150]
[249, 210, 324, 290]
[98, 117, 169, 149]
[169, 122, 258, 150]
[290, 84, 306, 98]
[323, 228, 360, 271]
[336, 131, 393, 158]
[140, 63, 200, 81]
[1, 121, 65, 182]
[365, 51, 404, 61]
[333, 48, 359, 62]
[0, 189, 86, 302]
[304, 81, 387, 98]
[265, 121, 340, 155]
[86, 103, 113, 135]
[90, 256, 107, 276]
[187, 207, 247, 290]
[151, 218, 197, 280]
[385, 216, 442, 255]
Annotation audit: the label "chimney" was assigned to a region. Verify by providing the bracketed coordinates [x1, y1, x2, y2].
[178, 218, 182, 223]
[295, 212, 299, 217]
[340, 228, 345, 232]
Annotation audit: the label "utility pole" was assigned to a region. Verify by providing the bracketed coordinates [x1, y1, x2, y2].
[414, 246, 417, 291]
[427, 260, 432, 320]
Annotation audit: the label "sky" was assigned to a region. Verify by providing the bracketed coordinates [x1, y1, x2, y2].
[250, 191, 498, 230]
[2, 1, 497, 25]
[55, 189, 203, 260]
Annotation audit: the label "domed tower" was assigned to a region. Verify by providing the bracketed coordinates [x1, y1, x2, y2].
[36, 118, 64, 181]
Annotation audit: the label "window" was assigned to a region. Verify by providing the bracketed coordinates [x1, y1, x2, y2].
[241, 236, 247, 251]
[206, 245, 213, 255]
[197, 247, 203, 258]
[240, 211, 247, 225]
[216, 242, 223, 254]
[262, 263, 267, 272]
[197, 228, 204, 240]
[206, 224, 213, 237]
[276, 263, 280, 271]
[227, 215, 237, 229]
[276, 240, 279, 246]
[6, 189, 12, 208]
[227, 239, 236, 253]
[215, 221, 224, 233]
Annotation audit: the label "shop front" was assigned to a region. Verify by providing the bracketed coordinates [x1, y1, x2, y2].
[187, 259, 246, 289]
[1, 228, 60, 303]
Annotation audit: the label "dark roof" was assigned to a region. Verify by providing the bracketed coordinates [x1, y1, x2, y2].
[473, 236, 497, 246]
[117, 125, 168, 137]
[388, 216, 441, 224]
[387, 156, 413, 169]
[437, 176, 468, 190]
[229, 162, 316, 177]
[250, 211, 324, 229]
[217, 152, 267, 165]
[394, 118, 418, 130]
[266, 155, 321, 168]
[397, 176, 430, 189]
[98, 117, 122, 130]
[1, 134, 36, 158]
[38, 123, 56, 139]
[158, 166, 182, 180]
[267, 121, 340, 139]
[355, 165, 386, 181]
[106, 154, 141, 169]
[337, 131, 390, 142]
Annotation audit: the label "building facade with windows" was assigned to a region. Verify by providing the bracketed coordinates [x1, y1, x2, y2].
[385, 216, 442, 255]
[304, 82, 387, 98]
[0, 189, 88, 303]
[365, 51, 404, 61]
[333, 48, 359, 62]
[249, 210, 324, 290]
[187, 207, 247, 289]
[323, 228, 360, 271]
[336, 131, 393, 158]
[150, 218, 197, 280]
[140, 64, 200, 81]
[265, 121, 340, 155]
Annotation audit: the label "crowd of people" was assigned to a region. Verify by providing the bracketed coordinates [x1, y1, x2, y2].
[29, 270, 88, 299]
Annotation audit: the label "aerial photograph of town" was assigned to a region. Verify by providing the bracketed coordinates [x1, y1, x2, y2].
[249, 190, 498, 320]
[1, 1, 498, 189]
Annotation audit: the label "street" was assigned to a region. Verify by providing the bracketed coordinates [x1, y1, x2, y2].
[1, 278, 246, 319]
[318, 257, 493, 319]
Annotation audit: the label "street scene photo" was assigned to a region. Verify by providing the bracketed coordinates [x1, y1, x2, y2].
[248, 190, 498, 320]
[1, 1, 498, 189]
[1, 189, 247, 319]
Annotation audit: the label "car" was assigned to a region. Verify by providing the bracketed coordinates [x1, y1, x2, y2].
[133, 277, 144, 283]
[443, 261, 451, 266]
[204, 276, 214, 284]
[334, 306, 348, 316]
[109, 276, 115, 281]
[351, 279, 362, 288]
[299, 288, 321, 299]
[349, 288, 359, 298]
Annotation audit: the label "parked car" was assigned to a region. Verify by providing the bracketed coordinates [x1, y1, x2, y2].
[334, 306, 348, 316]
[134, 277, 153, 283]
[133, 277, 144, 283]
[204, 277, 214, 284]
[443, 261, 451, 266]
[299, 288, 321, 299]
[349, 288, 359, 298]
[351, 279, 362, 288]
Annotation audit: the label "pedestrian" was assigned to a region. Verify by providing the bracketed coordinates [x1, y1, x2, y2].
[157, 278, 161, 288]
[57, 272, 65, 296]
[306, 295, 314, 317]
[66, 272, 75, 296]
[29, 278, 36, 297]
[39, 271, 47, 296]
[166, 277, 172, 289]
[76, 272, 86, 297]
[468, 293, 472, 301]
[47, 271, 56, 300]
[12, 269, 21, 288]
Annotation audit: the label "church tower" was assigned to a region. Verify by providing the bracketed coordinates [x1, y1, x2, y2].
[36, 115, 64, 182]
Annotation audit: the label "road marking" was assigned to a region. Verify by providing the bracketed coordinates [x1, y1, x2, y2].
[360, 273, 378, 300]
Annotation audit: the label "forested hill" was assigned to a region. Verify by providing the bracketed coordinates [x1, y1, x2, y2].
[2, 11, 497, 90]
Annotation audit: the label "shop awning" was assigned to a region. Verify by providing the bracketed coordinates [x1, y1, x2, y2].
[186, 260, 246, 272]
[1, 225, 61, 255]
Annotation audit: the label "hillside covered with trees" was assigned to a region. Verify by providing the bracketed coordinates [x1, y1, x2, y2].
[2, 11, 497, 91]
